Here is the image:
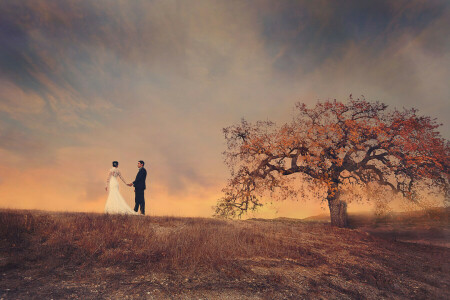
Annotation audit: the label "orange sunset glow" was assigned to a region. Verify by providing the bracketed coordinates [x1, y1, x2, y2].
[0, 0, 449, 218]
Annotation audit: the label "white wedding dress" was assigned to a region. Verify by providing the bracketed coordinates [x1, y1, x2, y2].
[104, 167, 137, 214]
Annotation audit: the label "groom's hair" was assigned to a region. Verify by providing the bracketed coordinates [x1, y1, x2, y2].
[112, 161, 118, 167]
[138, 160, 145, 166]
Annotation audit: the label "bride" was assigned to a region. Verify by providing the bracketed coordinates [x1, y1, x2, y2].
[105, 161, 137, 214]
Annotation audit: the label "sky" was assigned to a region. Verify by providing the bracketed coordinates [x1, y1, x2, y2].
[0, 0, 449, 218]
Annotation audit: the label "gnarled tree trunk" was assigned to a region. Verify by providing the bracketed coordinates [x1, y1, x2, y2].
[328, 199, 348, 227]
[327, 186, 348, 227]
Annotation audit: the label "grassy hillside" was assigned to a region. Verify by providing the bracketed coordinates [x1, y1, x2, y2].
[1, 209, 449, 299]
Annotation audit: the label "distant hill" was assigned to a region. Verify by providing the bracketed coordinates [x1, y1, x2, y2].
[347, 206, 449, 226]
[301, 207, 449, 224]
[301, 213, 330, 222]
[248, 207, 449, 224]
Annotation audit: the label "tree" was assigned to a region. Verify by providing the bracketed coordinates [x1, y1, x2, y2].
[215, 97, 449, 227]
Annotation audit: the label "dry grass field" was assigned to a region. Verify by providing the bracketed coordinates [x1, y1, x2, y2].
[0, 209, 449, 299]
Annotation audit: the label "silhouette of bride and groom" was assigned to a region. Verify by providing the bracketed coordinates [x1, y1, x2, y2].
[105, 160, 147, 215]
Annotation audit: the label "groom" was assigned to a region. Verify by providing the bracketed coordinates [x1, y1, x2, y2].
[127, 160, 147, 215]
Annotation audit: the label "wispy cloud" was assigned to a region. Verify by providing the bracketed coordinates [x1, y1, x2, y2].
[0, 0, 448, 217]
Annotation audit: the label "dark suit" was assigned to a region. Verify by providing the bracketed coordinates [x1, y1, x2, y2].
[133, 167, 147, 214]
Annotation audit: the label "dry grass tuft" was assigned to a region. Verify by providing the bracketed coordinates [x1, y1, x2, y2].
[1, 211, 326, 272]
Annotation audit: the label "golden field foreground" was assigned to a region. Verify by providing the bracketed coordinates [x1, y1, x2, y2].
[0, 209, 449, 299]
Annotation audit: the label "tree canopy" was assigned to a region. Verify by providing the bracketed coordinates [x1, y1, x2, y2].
[215, 97, 449, 227]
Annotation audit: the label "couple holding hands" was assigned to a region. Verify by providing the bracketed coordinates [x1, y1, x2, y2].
[105, 160, 147, 215]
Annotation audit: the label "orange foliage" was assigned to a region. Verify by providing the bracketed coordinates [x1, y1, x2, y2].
[215, 96, 449, 223]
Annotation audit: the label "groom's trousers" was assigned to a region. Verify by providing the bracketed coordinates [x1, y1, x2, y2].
[134, 190, 145, 215]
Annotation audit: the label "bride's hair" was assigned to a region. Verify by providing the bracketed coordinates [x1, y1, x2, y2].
[112, 161, 119, 167]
